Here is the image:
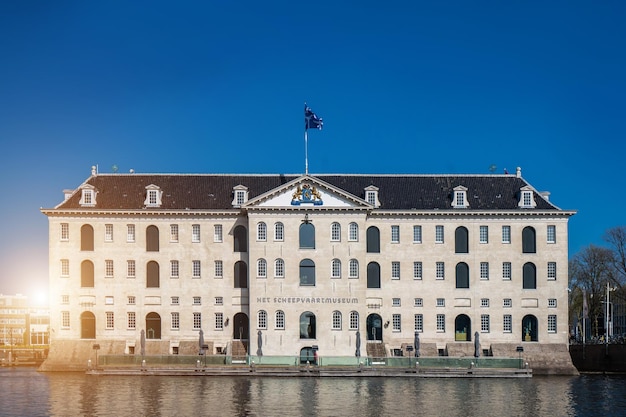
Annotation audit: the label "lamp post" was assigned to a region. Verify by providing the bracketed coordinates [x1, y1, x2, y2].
[605, 282, 615, 355]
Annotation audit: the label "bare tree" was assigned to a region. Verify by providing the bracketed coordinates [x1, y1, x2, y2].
[604, 226, 626, 288]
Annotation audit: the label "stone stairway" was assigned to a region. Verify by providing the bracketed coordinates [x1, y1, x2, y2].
[231, 340, 248, 363]
[366, 342, 387, 358]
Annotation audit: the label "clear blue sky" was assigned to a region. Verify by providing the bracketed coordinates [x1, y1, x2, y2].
[1, 1, 625, 298]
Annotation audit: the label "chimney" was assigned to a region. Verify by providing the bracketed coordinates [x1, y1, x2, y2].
[516, 167, 522, 178]
[63, 189, 73, 201]
[540, 191, 551, 201]
[91, 165, 97, 176]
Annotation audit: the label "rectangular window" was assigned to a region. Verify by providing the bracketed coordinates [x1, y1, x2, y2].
[61, 311, 70, 328]
[192, 224, 200, 243]
[193, 312, 202, 329]
[236, 191, 245, 205]
[391, 225, 400, 243]
[413, 225, 422, 243]
[171, 312, 180, 329]
[414, 314, 423, 332]
[502, 262, 512, 280]
[547, 262, 557, 280]
[436, 298, 445, 307]
[481, 314, 490, 332]
[127, 260, 136, 278]
[480, 262, 489, 280]
[128, 312, 136, 329]
[414, 298, 423, 307]
[105, 224, 113, 242]
[171, 296, 179, 305]
[127, 224, 135, 242]
[392, 298, 401, 307]
[435, 225, 444, 243]
[170, 224, 179, 242]
[436, 314, 445, 332]
[502, 226, 511, 243]
[214, 224, 223, 242]
[436, 262, 445, 280]
[413, 262, 423, 280]
[128, 296, 136, 305]
[479, 226, 488, 243]
[548, 315, 557, 333]
[547, 225, 556, 243]
[193, 296, 201, 305]
[106, 312, 114, 329]
[503, 314, 512, 333]
[105, 260, 114, 278]
[170, 260, 179, 278]
[548, 298, 557, 308]
[61, 223, 69, 241]
[215, 313, 224, 330]
[391, 262, 400, 280]
[192, 260, 201, 278]
[392, 314, 401, 332]
[61, 259, 69, 277]
[61, 295, 69, 304]
[366, 191, 376, 205]
[503, 298, 512, 308]
[481, 298, 489, 307]
[215, 296, 223, 306]
[214, 260, 223, 278]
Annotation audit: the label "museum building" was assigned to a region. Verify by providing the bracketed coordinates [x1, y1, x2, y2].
[40, 166, 575, 365]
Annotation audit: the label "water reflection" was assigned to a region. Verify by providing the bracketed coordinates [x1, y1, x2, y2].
[0, 368, 623, 416]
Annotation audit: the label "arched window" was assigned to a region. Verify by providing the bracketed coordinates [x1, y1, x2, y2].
[299, 259, 315, 286]
[147, 261, 160, 288]
[275, 310, 285, 329]
[234, 261, 248, 288]
[257, 259, 267, 278]
[367, 262, 381, 288]
[332, 311, 342, 330]
[349, 259, 359, 278]
[274, 222, 284, 241]
[274, 259, 285, 278]
[81, 260, 94, 288]
[257, 222, 267, 241]
[80, 311, 96, 339]
[366, 227, 380, 253]
[146, 225, 159, 252]
[331, 259, 341, 278]
[522, 315, 538, 342]
[299, 312, 316, 339]
[455, 262, 469, 288]
[349, 223, 359, 241]
[523, 262, 537, 289]
[146, 312, 161, 339]
[299, 223, 315, 249]
[455, 226, 469, 253]
[331, 222, 341, 241]
[257, 310, 267, 329]
[81, 224, 94, 251]
[522, 226, 536, 253]
[349, 311, 359, 330]
[233, 225, 247, 252]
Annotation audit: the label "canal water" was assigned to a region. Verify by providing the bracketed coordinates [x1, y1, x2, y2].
[1, 367, 625, 416]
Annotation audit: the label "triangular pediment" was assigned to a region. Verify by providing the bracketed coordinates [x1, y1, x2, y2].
[245, 175, 371, 209]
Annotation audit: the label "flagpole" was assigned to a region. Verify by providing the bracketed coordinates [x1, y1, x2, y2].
[305, 128, 309, 175]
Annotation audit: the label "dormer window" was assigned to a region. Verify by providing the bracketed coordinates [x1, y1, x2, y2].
[518, 186, 537, 208]
[452, 186, 469, 209]
[144, 184, 163, 208]
[232, 185, 249, 207]
[364, 185, 380, 208]
[79, 185, 97, 207]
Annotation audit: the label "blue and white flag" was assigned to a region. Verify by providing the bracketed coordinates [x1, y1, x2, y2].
[305, 104, 323, 130]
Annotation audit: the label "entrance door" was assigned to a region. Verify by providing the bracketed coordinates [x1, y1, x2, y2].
[455, 314, 471, 341]
[366, 314, 383, 341]
[233, 313, 249, 341]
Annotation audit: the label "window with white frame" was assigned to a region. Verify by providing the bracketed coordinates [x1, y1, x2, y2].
[258, 310, 267, 329]
[106, 312, 114, 329]
[392, 298, 401, 307]
[170, 224, 179, 242]
[479, 226, 488, 243]
[452, 186, 469, 208]
[80, 188, 96, 206]
[128, 296, 136, 305]
[170, 260, 179, 278]
[214, 260, 223, 278]
[274, 222, 284, 241]
[61, 259, 69, 277]
[480, 262, 489, 280]
[193, 296, 201, 305]
[547, 225, 556, 243]
[435, 225, 444, 243]
[392, 314, 401, 331]
[171, 296, 179, 305]
[349, 259, 359, 278]
[503, 314, 512, 333]
[548, 298, 557, 308]
[503, 298, 512, 308]
[413, 225, 422, 243]
[127, 260, 136, 278]
[502, 225, 511, 243]
[331, 259, 341, 278]
[275, 310, 285, 329]
[105, 260, 114, 278]
[414, 298, 423, 307]
[215, 313, 224, 330]
[436, 298, 445, 307]
[332, 311, 342, 330]
[171, 312, 179, 330]
[481, 314, 490, 332]
[414, 314, 423, 332]
[436, 262, 445, 280]
[481, 298, 489, 307]
[61, 311, 70, 328]
[193, 312, 202, 329]
[257, 222, 267, 241]
[413, 262, 422, 280]
[391, 225, 400, 243]
[520, 189, 535, 208]
[105, 224, 113, 242]
[214, 224, 223, 242]
[366, 190, 377, 206]
[257, 259, 267, 278]
[128, 312, 136, 329]
[61, 295, 69, 304]
[215, 296, 223, 305]
[391, 261, 400, 280]
[436, 314, 445, 332]
[547, 262, 557, 280]
[349, 223, 358, 241]
[349, 311, 359, 330]
[502, 262, 512, 280]
[127, 224, 135, 242]
[192, 260, 201, 278]
[275, 259, 285, 278]
[192, 224, 200, 243]
[331, 223, 341, 241]
[61, 223, 69, 241]
[548, 315, 557, 333]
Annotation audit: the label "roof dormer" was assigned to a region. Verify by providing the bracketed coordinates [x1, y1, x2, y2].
[364, 185, 380, 208]
[79, 184, 97, 207]
[452, 186, 469, 209]
[518, 185, 537, 208]
[144, 184, 163, 208]
[232, 185, 249, 207]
